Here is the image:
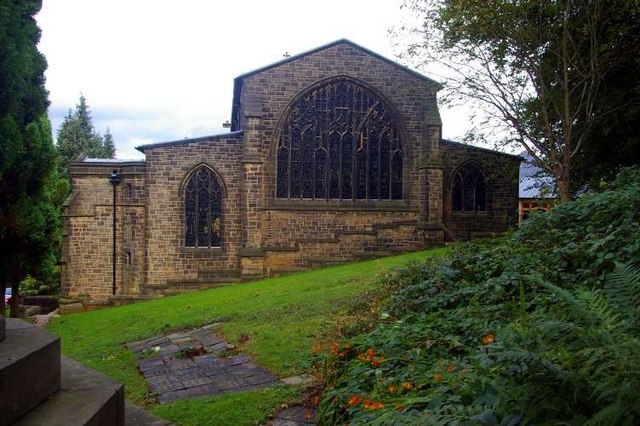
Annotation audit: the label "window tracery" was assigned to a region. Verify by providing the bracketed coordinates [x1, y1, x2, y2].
[184, 166, 223, 248]
[452, 162, 487, 212]
[276, 79, 403, 201]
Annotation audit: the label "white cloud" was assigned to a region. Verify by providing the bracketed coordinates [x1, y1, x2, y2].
[37, 0, 471, 159]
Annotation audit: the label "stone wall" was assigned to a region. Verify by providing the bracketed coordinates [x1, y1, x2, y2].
[62, 162, 146, 303]
[141, 134, 245, 291]
[440, 141, 521, 241]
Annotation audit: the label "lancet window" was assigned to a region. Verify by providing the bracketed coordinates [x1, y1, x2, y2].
[452, 162, 487, 212]
[184, 166, 223, 248]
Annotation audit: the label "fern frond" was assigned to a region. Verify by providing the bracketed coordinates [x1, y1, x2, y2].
[577, 289, 626, 332]
[605, 262, 640, 325]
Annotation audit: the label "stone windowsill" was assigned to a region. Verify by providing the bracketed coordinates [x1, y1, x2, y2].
[182, 246, 224, 254]
[450, 211, 490, 218]
[269, 199, 413, 212]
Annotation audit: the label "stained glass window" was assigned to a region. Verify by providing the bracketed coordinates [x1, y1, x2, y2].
[452, 162, 487, 212]
[184, 166, 223, 248]
[276, 79, 403, 200]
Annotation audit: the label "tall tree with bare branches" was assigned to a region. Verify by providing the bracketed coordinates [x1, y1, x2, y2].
[397, 0, 640, 200]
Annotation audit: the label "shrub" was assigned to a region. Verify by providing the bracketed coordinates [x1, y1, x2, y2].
[318, 167, 640, 425]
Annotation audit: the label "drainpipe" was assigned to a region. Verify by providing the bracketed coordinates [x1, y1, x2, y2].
[109, 169, 121, 295]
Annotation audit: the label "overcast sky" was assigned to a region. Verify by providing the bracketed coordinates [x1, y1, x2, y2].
[36, 0, 470, 160]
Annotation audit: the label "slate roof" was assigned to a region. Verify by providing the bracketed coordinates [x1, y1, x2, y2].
[82, 158, 145, 164]
[441, 139, 523, 160]
[136, 130, 242, 153]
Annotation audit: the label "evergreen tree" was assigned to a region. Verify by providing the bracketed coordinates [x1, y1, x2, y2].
[102, 128, 116, 158]
[0, 0, 62, 316]
[56, 94, 116, 177]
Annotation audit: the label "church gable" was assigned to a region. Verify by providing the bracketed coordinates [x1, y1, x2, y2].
[232, 40, 441, 157]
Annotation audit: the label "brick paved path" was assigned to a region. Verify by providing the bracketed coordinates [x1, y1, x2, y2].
[127, 324, 277, 404]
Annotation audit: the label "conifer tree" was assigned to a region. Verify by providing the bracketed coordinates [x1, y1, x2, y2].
[102, 129, 116, 158]
[0, 0, 62, 316]
[56, 95, 116, 177]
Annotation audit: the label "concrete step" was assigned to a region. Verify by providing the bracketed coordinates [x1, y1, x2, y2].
[15, 356, 124, 426]
[1, 318, 61, 425]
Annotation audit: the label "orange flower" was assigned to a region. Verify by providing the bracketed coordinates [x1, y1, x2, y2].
[388, 385, 397, 393]
[401, 382, 413, 390]
[362, 400, 384, 410]
[371, 360, 380, 367]
[331, 342, 340, 355]
[446, 363, 456, 373]
[358, 353, 368, 361]
[348, 395, 362, 407]
[311, 395, 320, 407]
[312, 343, 322, 354]
[434, 373, 443, 382]
[481, 334, 496, 346]
[367, 347, 376, 360]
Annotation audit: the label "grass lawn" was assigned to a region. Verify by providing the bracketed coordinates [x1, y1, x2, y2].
[47, 248, 445, 425]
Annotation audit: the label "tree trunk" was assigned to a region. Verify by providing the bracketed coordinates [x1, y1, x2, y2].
[556, 175, 571, 202]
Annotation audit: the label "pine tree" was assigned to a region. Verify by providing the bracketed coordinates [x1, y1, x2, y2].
[102, 128, 116, 158]
[0, 0, 62, 316]
[56, 94, 116, 177]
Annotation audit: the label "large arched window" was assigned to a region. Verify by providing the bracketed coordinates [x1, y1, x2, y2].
[452, 162, 487, 212]
[276, 78, 403, 201]
[184, 166, 223, 248]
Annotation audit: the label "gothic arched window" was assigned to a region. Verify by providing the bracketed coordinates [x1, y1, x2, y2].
[276, 79, 403, 201]
[184, 166, 223, 248]
[452, 162, 487, 212]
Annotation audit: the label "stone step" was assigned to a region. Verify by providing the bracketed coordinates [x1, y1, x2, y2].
[1, 318, 61, 425]
[14, 356, 124, 426]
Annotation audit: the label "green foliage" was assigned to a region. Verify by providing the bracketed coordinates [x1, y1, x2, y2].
[20, 271, 57, 296]
[318, 168, 640, 424]
[56, 95, 116, 177]
[0, 0, 61, 315]
[398, 0, 640, 200]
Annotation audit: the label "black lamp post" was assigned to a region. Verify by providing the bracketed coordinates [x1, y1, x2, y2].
[109, 169, 121, 295]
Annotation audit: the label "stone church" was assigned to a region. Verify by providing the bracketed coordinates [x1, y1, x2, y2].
[62, 40, 520, 304]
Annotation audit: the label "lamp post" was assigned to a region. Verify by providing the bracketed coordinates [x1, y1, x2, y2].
[109, 169, 121, 295]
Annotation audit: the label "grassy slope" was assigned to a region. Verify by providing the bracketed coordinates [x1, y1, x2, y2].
[47, 248, 445, 424]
